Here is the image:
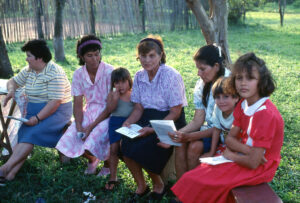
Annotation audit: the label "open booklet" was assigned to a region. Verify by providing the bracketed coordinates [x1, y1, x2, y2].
[199, 155, 233, 165]
[5, 116, 29, 123]
[115, 124, 143, 139]
[150, 120, 181, 146]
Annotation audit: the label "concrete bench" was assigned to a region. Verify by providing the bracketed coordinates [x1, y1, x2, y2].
[232, 183, 282, 203]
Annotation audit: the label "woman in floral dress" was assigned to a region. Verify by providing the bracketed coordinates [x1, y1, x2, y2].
[56, 35, 113, 176]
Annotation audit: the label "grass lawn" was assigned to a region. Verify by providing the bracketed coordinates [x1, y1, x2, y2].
[1, 11, 299, 202]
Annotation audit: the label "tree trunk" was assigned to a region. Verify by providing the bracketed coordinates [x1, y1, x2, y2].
[89, 0, 96, 35]
[53, 0, 66, 62]
[170, 0, 177, 31]
[139, 0, 146, 33]
[0, 26, 13, 79]
[185, 0, 232, 65]
[34, 0, 44, 39]
[184, 3, 189, 29]
[278, 0, 286, 26]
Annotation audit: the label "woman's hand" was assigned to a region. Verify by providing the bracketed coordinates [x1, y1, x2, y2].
[24, 116, 39, 126]
[168, 131, 189, 143]
[157, 142, 172, 148]
[137, 127, 154, 138]
[76, 123, 84, 133]
[3, 91, 15, 107]
[82, 124, 94, 141]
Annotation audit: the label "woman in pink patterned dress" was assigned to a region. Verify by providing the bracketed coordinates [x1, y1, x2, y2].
[56, 35, 114, 175]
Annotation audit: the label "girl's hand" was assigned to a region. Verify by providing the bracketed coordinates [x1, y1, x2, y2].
[111, 87, 120, 100]
[122, 120, 131, 127]
[201, 151, 214, 158]
[137, 127, 154, 138]
[168, 131, 188, 143]
[261, 156, 267, 164]
[24, 116, 39, 126]
[223, 148, 235, 160]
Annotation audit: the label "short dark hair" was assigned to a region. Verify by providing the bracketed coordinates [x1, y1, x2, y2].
[76, 35, 102, 65]
[230, 52, 276, 97]
[193, 44, 226, 107]
[212, 77, 238, 98]
[110, 67, 133, 91]
[137, 34, 166, 64]
[21, 39, 52, 63]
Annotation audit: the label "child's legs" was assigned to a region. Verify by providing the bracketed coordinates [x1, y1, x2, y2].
[187, 140, 204, 170]
[108, 141, 120, 181]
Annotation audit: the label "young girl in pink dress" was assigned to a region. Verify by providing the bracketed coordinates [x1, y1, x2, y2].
[171, 52, 284, 203]
[56, 35, 114, 176]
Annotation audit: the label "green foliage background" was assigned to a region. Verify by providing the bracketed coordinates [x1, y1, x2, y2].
[1, 10, 299, 203]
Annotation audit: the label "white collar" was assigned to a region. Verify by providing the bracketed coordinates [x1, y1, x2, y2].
[242, 97, 269, 116]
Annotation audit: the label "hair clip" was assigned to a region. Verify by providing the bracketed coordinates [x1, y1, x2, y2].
[213, 43, 222, 58]
[217, 46, 222, 57]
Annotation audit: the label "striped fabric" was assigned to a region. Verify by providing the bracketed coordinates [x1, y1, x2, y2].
[13, 61, 71, 103]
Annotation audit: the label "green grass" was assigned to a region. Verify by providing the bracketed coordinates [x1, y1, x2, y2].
[1, 11, 300, 202]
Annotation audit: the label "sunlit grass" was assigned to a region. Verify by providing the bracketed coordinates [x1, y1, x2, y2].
[1, 10, 299, 202]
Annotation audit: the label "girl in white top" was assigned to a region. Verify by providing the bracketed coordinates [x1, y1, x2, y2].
[201, 77, 239, 157]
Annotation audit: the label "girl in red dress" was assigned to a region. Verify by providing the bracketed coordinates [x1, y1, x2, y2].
[171, 52, 284, 203]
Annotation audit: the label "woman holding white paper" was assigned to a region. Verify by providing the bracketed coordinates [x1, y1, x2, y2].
[121, 35, 187, 201]
[170, 45, 230, 179]
[0, 39, 72, 183]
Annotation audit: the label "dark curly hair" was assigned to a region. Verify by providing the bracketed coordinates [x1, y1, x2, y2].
[21, 39, 52, 63]
[76, 35, 102, 65]
[230, 52, 276, 97]
[194, 44, 226, 107]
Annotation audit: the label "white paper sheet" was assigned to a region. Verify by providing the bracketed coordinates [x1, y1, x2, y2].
[5, 116, 29, 122]
[199, 155, 233, 165]
[115, 124, 143, 139]
[150, 120, 181, 146]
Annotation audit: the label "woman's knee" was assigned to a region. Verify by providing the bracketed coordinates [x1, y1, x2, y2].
[175, 143, 187, 157]
[188, 141, 203, 157]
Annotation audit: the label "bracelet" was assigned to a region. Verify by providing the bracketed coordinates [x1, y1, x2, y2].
[35, 115, 41, 123]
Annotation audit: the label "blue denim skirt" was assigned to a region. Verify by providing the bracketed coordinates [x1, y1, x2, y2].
[18, 102, 72, 148]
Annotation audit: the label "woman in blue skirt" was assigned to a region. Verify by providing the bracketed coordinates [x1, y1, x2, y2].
[0, 39, 72, 184]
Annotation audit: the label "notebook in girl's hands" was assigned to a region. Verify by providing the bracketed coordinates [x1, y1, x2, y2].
[150, 120, 182, 146]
